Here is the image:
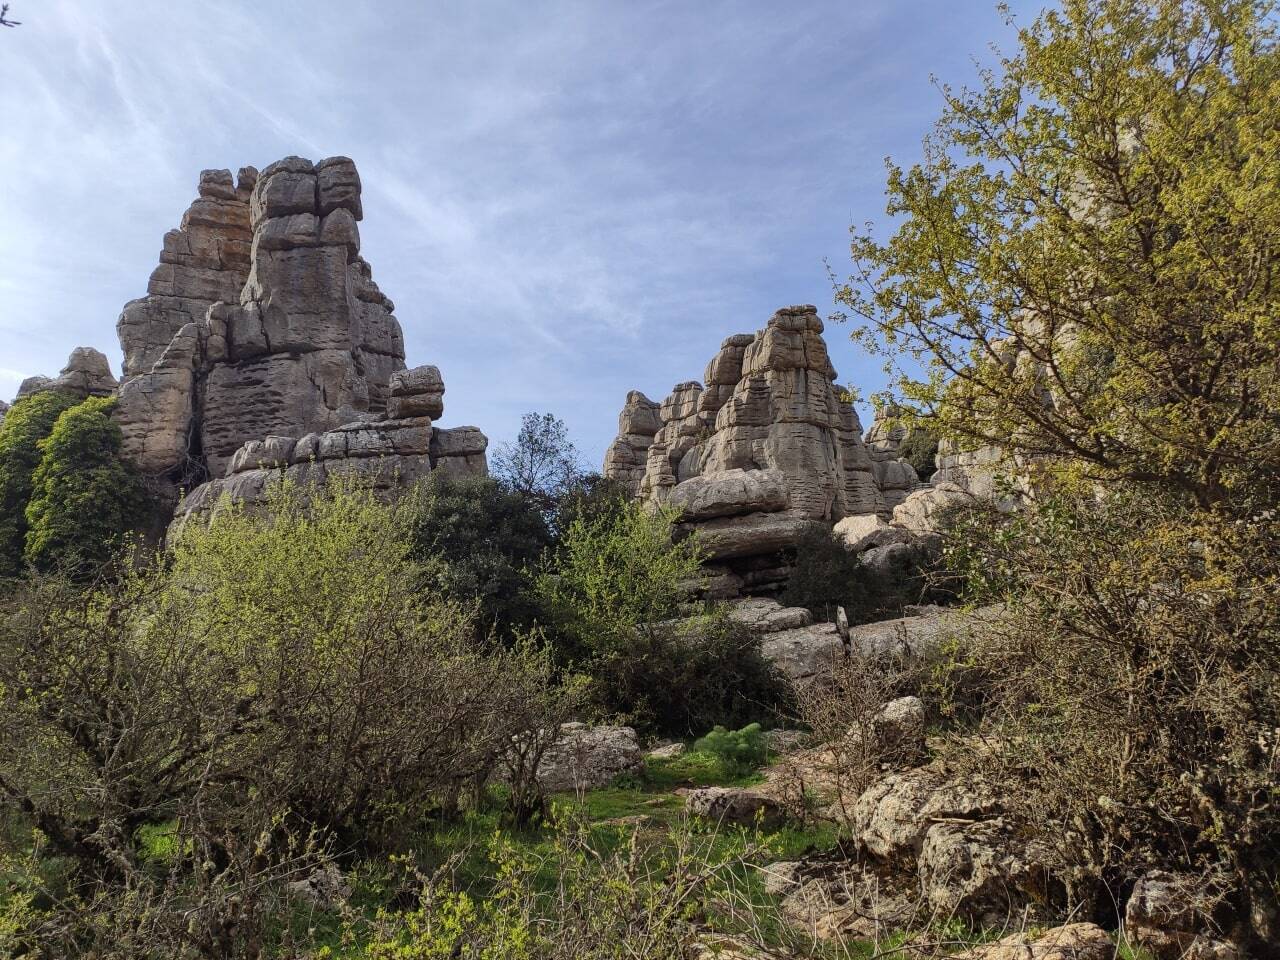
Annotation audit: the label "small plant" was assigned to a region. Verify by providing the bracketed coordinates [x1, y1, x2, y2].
[691, 723, 768, 776]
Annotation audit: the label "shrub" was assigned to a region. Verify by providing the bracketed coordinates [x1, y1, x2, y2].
[537, 502, 791, 736]
[691, 723, 767, 776]
[0, 478, 567, 956]
[23, 396, 147, 574]
[899, 428, 938, 482]
[408, 473, 553, 637]
[943, 491, 1280, 939]
[780, 526, 936, 625]
[0, 390, 79, 577]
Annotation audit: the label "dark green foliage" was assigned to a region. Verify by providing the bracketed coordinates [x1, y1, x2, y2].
[537, 502, 792, 737]
[408, 473, 553, 637]
[781, 527, 932, 625]
[22, 397, 146, 575]
[899, 429, 938, 482]
[549, 472, 631, 539]
[0, 391, 80, 577]
[691, 723, 767, 776]
[585, 614, 793, 738]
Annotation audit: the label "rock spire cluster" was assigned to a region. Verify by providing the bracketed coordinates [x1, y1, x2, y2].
[603, 305, 911, 596]
[10, 156, 487, 528]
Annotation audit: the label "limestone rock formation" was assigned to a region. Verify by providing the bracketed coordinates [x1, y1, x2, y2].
[171, 363, 487, 532]
[114, 156, 412, 483]
[604, 306, 892, 596]
[12, 347, 119, 403]
[71, 156, 488, 532]
[602, 391, 660, 496]
[0, 400, 7, 427]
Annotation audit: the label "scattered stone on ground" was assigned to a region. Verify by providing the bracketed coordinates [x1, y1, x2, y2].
[954, 922, 1114, 960]
[535, 722, 643, 793]
[684, 786, 788, 830]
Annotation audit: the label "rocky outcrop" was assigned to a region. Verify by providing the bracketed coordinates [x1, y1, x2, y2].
[67, 156, 489, 532]
[171, 364, 486, 531]
[864, 404, 922, 511]
[602, 391, 661, 497]
[13, 347, 119, 403]
[605, 307, 897, 596]
[117, 168, 256, 381]
[114, 156, 413, 484]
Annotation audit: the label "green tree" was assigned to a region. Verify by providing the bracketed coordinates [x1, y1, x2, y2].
[0, 390, 79, 576]
[409, 473, 553, 637]
[537, 502, 789, 735]
[23, 396, 146, 574]
[491, 412, 587, 515]
[840, 0, 1280, 510]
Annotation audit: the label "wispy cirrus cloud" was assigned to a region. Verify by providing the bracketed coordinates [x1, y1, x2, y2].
[0, 0, 1030, 460]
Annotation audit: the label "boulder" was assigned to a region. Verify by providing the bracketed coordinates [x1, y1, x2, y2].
[892, 481, 973, 534]
[684, 512, 821, 561]
[852, 695, 925, 767]
[14, 347, 119, 402]
[685, 787, 787, 830]
[850, 767, 999, 860]
[918, 818, 1057, 925]
[666, 468, 789, 522]
[535, 723, 643, 793]
[954, 922, 1114, 960]
[833, 513, 889, 549]
[726, 597, 813, 634]
[760, 622, 844, 685]
[1125, 871, 1239, 960]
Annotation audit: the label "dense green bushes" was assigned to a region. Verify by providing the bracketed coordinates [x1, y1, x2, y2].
[0, 391, 146, 578]
[536, 502, 791, 736]
[409, 473, 554, 637]
[24, 396, 146, 573]
[0, 390, 80, 576]
[780, 526, 938, 624]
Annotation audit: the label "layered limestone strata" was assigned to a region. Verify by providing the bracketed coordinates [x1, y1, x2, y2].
[170, 363, 487, 534]
[8, 156, 488, 536]
[604, 305, 886, 593]
[114, 156, 408, 482]
[602, 390, 660, 496]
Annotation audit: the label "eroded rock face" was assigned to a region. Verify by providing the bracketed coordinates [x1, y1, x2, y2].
[13, 347, 120, 403]
[604, 307, 894, 596]
[602, 390, 661, 497]
[114, 157, 411, 481]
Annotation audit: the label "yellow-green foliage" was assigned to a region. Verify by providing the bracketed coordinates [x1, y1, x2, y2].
[0, 390, 79, 576]
[536, 501, 702, 654]
[536, 502, 790, 736]
[23, 396, 146, 574]
[841, 0, 1280, 508]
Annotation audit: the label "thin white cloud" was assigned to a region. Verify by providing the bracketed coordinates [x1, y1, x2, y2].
[0, 0, 1030, 461]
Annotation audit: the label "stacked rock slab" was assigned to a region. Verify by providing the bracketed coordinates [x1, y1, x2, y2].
[13, 347, 119, 403]
[863, 405, 921, 512]
[171, 362, 488, 534]
[605, 306, 885, 596]
[114, 156, 409, 483]
[602, 391, 661, 496]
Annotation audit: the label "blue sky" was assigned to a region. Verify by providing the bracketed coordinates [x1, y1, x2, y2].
[0, 0, 1035, 465]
